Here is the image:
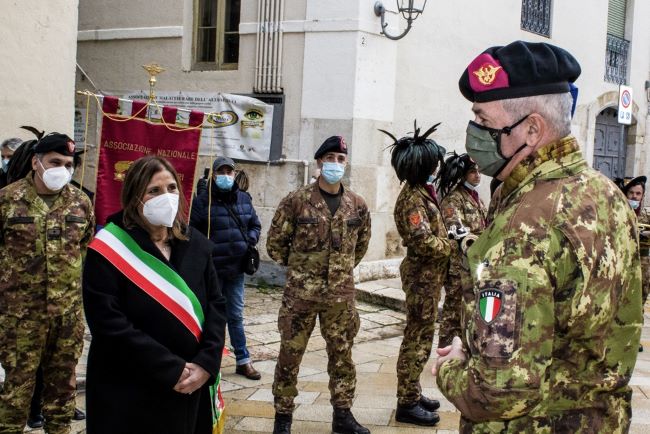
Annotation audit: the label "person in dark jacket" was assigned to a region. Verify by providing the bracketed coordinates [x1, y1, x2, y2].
[190, 156, 262, 380]
[82, 156, 227, 434]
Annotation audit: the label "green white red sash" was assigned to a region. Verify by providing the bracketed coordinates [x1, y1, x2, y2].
[89, 223, 205, 340]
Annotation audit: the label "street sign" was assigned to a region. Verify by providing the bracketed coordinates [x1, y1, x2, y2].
[618, 85, 633, 125]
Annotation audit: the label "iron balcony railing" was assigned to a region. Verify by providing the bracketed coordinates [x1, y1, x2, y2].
[521, 0, 552, 37]
[604, 33, 630, 85]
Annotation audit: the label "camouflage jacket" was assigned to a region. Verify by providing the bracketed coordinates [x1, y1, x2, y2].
[639, 207, 650, 225]
[266, 182, 371, 302]
[0, 174, 95, 317]
[437, 136, 642, 433]
[441, 185, 487, 234]
[638, 207, 650, 251]
[394, 184, 451, 289]
[441, 185, 487, 276]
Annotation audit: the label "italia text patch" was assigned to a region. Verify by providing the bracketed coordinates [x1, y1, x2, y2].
[479, 289, 502, 323]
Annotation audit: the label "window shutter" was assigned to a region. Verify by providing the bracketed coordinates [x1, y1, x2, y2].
[607, 0, 627, 38]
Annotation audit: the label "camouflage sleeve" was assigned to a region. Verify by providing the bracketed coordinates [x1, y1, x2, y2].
[441, 194, 464, 229]
[81, 198, 95, 252]
[354, 203, 371, 267]
[400, 198, 451, 259]
[266, 194, 296, 265]
[436, 228, 571, 422]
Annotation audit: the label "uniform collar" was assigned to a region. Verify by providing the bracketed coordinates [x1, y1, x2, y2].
[310, 181, 351, 217]
[501, 135, 584, 199]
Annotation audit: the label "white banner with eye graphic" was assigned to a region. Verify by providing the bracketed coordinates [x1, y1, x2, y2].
[123, 91, 274, 161]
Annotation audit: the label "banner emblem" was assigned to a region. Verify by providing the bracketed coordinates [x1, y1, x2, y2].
[479, 289, 502, 323]
[114, 161, 133, 181]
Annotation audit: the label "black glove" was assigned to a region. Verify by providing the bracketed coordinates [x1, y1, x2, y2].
[196, 177, 208, 195]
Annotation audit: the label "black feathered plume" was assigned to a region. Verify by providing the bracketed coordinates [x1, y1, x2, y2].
[5, 125, 44, 184]
[435, 152, 478, 199]
[20, 125, 44, 140]
[381, 121, 446, 186]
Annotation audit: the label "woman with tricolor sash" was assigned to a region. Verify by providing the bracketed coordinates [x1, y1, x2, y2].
[82, 156, 227, 434]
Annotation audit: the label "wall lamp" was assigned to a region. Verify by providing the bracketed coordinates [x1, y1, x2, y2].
[374, 0, 427, 40]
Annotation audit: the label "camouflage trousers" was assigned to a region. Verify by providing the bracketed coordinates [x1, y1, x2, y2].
[273, 296, 360, 414]
[438, 271, 463, 349]
[642, 256, 650, 306]
[0, 311, 84, 434]
[396, 282, 441, 405]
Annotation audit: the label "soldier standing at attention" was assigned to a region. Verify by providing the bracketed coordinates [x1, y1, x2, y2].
[382, 123, 453, 426]
[267, 136, 371, 434]
[0, 133, 94, 434]
[436, 153, 487, 348]
[433, 41, 642, 432]
[621, 176, 650, 352]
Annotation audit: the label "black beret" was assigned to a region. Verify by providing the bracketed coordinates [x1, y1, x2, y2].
[459, 41, 581, 102]
[33, 133, 76, 156]
[314, 136, 347, 160]
[622, 176, 647, 194]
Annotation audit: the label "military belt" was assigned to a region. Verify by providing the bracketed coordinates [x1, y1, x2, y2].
[640, 248, 650, 257]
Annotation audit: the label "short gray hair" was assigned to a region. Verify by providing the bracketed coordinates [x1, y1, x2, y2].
[501, 92, 573, 138]
[1, 138, 22, 152]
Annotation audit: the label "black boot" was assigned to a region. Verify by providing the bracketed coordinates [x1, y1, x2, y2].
[395, 402, 440, 426]
[73, 407, 86, 420]
[27, 413, 45, 429]
[332, 408, 370, 434]
[419, 395, 440, 412]
[273, 413, 292, 434]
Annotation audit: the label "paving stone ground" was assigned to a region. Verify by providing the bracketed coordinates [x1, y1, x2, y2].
[10, 283, 650, 433]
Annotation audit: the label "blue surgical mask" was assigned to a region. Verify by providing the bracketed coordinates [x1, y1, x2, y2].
[215, 175, 234, 190]
[427, 175, 435, 185]
[1, 158, 9, 172]
[629, 199, 640, 210]
[321, 162, 345, 184]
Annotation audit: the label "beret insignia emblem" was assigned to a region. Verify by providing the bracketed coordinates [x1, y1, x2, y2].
[473, 63, 502, 86]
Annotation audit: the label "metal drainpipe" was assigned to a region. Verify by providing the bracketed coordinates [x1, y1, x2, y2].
[267, 158, 310, 185]
[254, 0, 263, 92]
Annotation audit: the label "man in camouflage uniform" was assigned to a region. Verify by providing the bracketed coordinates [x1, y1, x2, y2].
[621, 176, 650, 352]
[437, 153, 487, 348]
[267, 136, 371, 434]
[434, 41, 642, 433]
[0, 133, 94, 434]
[381, 124, 452, 426]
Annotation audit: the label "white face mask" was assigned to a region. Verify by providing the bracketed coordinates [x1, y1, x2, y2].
[464, 181, 480, 191]
[142, 193, 179, 227]
[38, 161, 73, 191]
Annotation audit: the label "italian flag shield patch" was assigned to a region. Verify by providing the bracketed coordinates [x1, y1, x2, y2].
[479, 289, 502, 323]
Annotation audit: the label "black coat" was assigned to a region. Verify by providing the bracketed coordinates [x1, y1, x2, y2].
[83, 212, 227, 434]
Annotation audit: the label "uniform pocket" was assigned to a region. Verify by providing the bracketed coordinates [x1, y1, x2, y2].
[470, 277, 523, 367]
[64, 214, 88, 244]
[292, 216, 321, 252]
[5, 216, 37, 251]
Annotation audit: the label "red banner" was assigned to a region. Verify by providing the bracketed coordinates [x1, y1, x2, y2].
[95, 96, 203, 226]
